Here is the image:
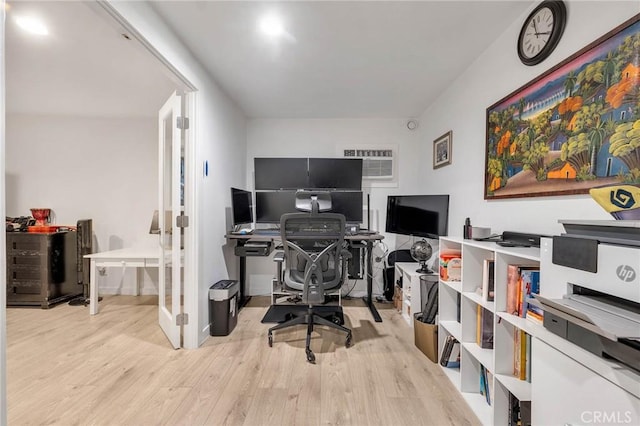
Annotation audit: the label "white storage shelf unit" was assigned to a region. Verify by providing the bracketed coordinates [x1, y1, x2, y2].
[438, 236, 640, 425]
[394, 262, 426, 326]
[438, 236, 542, 426]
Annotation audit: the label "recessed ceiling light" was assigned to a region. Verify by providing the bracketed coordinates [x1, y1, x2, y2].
[15, 15, 48, 36]
[259, 13, 284, 38]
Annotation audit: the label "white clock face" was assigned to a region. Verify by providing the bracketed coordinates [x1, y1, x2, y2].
[521, 7, 554, 59]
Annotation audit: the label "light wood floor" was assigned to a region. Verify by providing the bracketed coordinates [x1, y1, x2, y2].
[7, 296, 479, 426]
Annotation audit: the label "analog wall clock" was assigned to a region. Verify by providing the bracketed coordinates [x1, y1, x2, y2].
[517, 0, 567, 66]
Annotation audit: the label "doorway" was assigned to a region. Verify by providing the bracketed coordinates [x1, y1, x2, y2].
[3, 1, 197, 346]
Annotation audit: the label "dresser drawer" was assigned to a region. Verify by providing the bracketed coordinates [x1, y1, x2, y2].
[7, 281, 42, 295]
[8, 255, 42, 268]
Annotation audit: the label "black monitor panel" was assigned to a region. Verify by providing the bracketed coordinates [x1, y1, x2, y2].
[255, 191, 297, 223]
[254, 158, 309, 190]
[230, 187, 253, 226]
[385, 195, 449, 238]
[308, 158, 362, 190]
[330, 191, 363, 223]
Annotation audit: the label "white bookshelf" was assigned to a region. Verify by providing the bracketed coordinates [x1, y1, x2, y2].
[395, 262, 436, 326]
[438, 236, 541, 426]
[437, 236, 640, 425]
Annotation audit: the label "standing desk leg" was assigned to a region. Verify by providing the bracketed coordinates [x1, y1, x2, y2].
[362, 240, 382, 322]
[237, 240, 251, 309]
[89, 259, 98, 315]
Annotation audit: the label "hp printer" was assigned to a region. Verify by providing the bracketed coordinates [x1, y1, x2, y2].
[535, 220, 640, 373]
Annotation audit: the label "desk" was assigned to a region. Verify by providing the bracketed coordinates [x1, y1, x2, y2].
[84, 247, 161, 315]
[226, 232, 385, 322]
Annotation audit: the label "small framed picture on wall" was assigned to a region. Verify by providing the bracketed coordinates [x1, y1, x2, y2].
[433, 131, 452, 169]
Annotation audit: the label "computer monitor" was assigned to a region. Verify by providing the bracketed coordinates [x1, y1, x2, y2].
[230, 187, 253, 226]
[385, 195, 449, 238]
[308, 158, 362, 190]
[330, 191, 363, 223]
[254, 158, 309, 190]
[255, 191, 297, 223]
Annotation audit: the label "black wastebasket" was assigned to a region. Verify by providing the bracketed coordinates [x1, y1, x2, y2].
[209, 280, 239, 336]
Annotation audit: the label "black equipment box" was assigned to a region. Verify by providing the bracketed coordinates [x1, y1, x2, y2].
[234, 240, 272, 257]
[209, 280, 239, 336]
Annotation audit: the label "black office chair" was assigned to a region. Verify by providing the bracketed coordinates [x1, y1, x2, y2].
[268, 193, 353, 363]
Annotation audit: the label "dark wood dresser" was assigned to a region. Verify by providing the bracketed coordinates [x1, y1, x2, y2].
[6, 231, 82, 308]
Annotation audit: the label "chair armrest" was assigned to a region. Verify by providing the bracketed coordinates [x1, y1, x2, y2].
[273, 251, 285, 263]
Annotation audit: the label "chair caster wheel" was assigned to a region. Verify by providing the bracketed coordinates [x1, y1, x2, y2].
[268, 333, 273, 347]
[345, 334, 352, 348]
[331, 315, 342, 325]
[306, 350, 315, 363]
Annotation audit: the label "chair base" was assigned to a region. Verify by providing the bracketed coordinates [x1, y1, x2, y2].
[267, 306, 352, 364]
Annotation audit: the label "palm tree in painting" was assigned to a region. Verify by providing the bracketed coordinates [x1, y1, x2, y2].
[564, 70, 578, 97]
[518, 98, 526, 121]
[588, 118, 607, 176]
[603, 52, 616, 88]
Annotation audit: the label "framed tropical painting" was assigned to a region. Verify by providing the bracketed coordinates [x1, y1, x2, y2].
[485, 14, 640, 199]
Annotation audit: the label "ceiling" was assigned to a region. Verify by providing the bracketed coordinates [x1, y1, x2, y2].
[5, 1, 176, 118]
[5, 1, 534, 120]
[150, 1, 533, 118]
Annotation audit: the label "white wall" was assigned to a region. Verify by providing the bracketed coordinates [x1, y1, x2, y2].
[246, 118, 425, 298]
[244, 2, 640, 298]
[108, 2, 248, 348]
[0, 2, 7, 422]
[418, 1, 639, 238]
[5, 113, 161, 294]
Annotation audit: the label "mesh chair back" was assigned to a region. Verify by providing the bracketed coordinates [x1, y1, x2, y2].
[280, 212, 346, 304]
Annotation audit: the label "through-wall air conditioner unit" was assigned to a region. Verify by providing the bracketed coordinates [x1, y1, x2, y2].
[339, 145, 396, 180]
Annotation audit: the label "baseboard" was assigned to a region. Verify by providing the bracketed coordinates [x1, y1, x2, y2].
[99, 286, 159, 296]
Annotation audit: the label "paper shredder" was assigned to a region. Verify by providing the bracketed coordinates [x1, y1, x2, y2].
[208, 280, 239, 336]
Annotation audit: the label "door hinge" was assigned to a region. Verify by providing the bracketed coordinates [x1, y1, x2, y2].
[177, 116, 190, 130]
[176, 313, 189, 326]
[176, 215, 189, 228]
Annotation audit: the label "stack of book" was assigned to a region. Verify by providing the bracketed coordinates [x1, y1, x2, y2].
[482, 258, 495, 302]
[439, 335, 460, 368]
[506, 264, 542, 324]
[513, 329, 532, 382]
[480, 365, 493, 406]
[509, 393, 532, 426]
[476, 305, 494, 349]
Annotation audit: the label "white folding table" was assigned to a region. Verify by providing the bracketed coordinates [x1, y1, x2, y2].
[84, 247, 161, 315]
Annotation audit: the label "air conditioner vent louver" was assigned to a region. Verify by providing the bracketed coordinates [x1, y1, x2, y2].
[342, 147, 395, 180]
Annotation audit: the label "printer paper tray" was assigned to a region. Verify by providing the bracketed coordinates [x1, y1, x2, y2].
[536, 294, 640, 341]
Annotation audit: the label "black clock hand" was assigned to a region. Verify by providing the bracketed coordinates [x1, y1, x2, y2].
[532, 19, 540, 38]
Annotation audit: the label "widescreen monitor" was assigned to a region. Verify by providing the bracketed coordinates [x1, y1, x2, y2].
[330, 191, 363, 223]
[308, 158, 362, 190]
[230, 187, 253, 226]
[255, 191, 297, 223]
[254, 158, 309, 190]
[385, 195, 449, 238]
[255, 190, 363, 224]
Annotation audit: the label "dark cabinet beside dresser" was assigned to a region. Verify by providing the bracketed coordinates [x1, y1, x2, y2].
[6, 231, 82, 308]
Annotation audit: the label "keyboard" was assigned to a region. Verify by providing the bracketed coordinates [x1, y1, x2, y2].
[253, 228, 281, 236]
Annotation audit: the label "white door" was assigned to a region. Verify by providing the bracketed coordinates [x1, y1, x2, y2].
[158, 92, 184, 349]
